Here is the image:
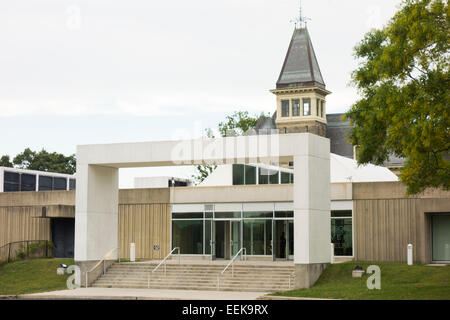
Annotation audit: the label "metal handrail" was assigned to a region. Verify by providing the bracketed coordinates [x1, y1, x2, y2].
[217, 247, 246, 290]
[288, 271, 295, 289]
[85, 247, 120, 288]
[147, 247, 180, 288]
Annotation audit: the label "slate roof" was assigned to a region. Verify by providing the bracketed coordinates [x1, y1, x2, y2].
[276, 28, 325, 89]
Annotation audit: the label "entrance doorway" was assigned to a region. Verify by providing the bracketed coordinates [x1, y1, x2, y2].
[273, 220, 294, 260]
[432, 214, 450, 262]
[212, 220, 241, 260]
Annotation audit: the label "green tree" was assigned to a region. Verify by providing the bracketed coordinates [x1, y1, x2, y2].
[345, 0, 449, 194]
[192, 111, 261, 184]
[13, 148, 76, 174]
[0, 155, 13, 167]
[218, 111, 260, 137]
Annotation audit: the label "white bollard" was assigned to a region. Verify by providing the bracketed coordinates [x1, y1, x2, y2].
[130, 243, 136, 262]
[330, 243, 335, 264]
[407, 243, 413, 265]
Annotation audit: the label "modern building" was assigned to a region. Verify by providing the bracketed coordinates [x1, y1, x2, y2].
[0, 167, 75, 192]
[0, 19, 448, 293]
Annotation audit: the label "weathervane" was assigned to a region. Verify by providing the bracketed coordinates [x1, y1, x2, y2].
[290, 0, 311, 29]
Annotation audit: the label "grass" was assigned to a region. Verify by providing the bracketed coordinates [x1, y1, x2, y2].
[0, 258, 74, 295]
[273, 262, 450, 300]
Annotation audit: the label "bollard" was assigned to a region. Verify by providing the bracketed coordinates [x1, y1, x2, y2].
[407, 243, 413, 265]
[130, 243, 136, 262]
[330, 243, 335, 264]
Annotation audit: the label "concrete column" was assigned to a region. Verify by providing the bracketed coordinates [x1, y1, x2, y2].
[75, 162, 119, 265]
[293, 134, 331, 288]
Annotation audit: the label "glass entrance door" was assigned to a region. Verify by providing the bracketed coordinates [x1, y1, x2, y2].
[273, 220, 294, 260]
[230, 221, 241, 258]
[214, 221, 226, 259]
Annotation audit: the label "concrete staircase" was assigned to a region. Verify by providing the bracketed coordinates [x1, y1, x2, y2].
[92, 262, 295, 292]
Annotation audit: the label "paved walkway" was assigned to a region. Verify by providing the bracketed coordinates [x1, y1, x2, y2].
[18, 288, 268, 300]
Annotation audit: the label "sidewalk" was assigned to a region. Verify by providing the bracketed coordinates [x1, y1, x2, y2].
[16, 288, 268, 300]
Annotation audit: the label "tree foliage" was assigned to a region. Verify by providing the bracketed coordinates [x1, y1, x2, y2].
[192, 111, 260, 184]
[4, 148, 77, 174]
[345, 0, 449, 194]
[0, 155, 13, 167]
[218, 111, 260, 137]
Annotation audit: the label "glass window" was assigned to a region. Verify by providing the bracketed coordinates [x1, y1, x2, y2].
[280, 172, 293, 184]
[232, 164, 245, 185]
[281, 100, 290, 117]
[331, 211, 352, 218]
[270, 171, 279, 184]
[259, 168, 279, 185]
[38, 176, 52, 191]
[244, 165, 256, 185]
[316, 99, 320, 116]
[205, 220, 211, 254]
[321, 101, 324, 117]
[4, 171, 20, 192]
[243, 211, 273, 218]
[215, 212, 241, 219]
[20, 174, 36, 191]
[205, 212, 213, 219]
[243, 220, 272, 255]
[4, 171, 19, 183]
[69, 179, 76, 190]
[331, 218, 353, 256]
[292, 99, 300, 117]
[172, 212, 203, 219]
[53, 177, 67, 190]
[172, 220, 203, 254]
[303, 98, 311, 116]
[275, 211, 294, 218]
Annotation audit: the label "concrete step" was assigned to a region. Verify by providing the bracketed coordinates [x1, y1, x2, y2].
[92, 262, 295, 292]
[91, 284, 290, 292]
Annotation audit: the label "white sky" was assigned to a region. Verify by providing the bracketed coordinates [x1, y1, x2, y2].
[0, 0, 403, 187]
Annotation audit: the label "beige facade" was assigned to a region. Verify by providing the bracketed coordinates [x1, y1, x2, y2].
[0, 182, 448, 263]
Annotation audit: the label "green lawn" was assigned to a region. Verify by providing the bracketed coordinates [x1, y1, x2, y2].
[273, 262, 450, 300]
[0, 258, 74, 295]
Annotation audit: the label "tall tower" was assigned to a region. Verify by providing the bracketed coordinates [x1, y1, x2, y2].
[271, 11, 331, 137]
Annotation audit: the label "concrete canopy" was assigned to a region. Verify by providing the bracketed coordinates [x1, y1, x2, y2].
[75, 133, 331, 288]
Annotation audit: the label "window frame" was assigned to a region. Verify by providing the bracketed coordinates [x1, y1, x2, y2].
[302, 98, 311, 116]
[281, 100, 290, 117]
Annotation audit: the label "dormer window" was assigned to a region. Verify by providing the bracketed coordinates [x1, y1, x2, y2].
[303, 98, 311, 116]
[281, 100, 290, 117]
[292, 99, 300, 117]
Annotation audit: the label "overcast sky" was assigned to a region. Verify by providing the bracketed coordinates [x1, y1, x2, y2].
[0, 0, 403, 187]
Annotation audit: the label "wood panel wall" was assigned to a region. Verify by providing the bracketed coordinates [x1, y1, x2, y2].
[118, 204, 171, 260]
[0, 206, 51, 247]
[353, 196, 450, 264]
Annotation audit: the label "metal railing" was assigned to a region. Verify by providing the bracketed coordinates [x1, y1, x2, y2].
[147, 247, 180, 288]
[85, 247, 120, 288]
[217, 247, 246, 290]
[0, 240, 52, 264]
